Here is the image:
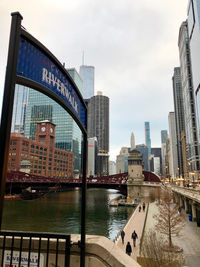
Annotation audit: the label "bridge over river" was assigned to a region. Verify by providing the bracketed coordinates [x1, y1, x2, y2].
[6, 170, 161, 195]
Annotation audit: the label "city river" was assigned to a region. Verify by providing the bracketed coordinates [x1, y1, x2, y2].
[2, 188, 134, 241]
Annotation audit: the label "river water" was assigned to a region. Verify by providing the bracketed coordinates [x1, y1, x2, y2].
[2, 188, 134, 241]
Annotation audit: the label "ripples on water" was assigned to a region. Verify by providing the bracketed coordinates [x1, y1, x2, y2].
[2, 188, 134, 241]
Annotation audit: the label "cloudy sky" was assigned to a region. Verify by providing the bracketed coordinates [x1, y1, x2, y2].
[0, 0, 188, 160]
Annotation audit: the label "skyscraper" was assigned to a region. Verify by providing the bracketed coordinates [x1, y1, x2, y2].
[79, 65, 95, 99]
[11, 84, 28, 134]
[116, 147, 129, 173]
[161, 130, 168, 176]
[135, 144, 148, 171]
[187, 1, 200, 132]
[168, 112, 178, 178]
[87, 91, 109, 176]
[172, 67, 185, 177]
[144, 121, 151, 157]
[151, 147, 162, 176]
[178, 20, 199, 175]
[130, 132, 135, 150]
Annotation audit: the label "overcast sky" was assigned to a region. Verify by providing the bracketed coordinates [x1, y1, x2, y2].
[0, 0, 188, 161]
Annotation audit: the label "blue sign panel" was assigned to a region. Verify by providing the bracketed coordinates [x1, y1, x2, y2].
[17, 37, 86, 128]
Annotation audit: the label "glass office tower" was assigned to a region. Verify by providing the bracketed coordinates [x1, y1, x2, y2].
[79, 65, 95, 99]
[24, 88, 82, 173]
[11, 84, 29, 134]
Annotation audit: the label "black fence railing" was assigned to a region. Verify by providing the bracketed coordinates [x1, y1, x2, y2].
[0, 230, 71, 267]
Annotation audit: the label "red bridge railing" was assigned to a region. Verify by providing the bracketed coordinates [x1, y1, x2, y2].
[6, 171, 128, 185]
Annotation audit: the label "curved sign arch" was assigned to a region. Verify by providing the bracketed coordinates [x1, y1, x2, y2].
[0, 12, 87, 267]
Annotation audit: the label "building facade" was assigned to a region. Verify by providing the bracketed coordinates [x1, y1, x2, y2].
[178, 20, 200, 176]
[87, 91, 109, 176]
[79, 65, 95, 99]
[172, 67, 185, 177]
[8, 121, 73, 177]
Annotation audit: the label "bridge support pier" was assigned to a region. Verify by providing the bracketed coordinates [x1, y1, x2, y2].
[184, 198, 189, 214]
[179, 196, 184, 208]
[192, 202, 197, 222]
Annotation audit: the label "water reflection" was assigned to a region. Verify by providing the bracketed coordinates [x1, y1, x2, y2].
[2, 188, 134, 240]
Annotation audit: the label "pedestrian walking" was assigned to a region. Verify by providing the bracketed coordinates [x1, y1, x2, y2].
[126, 241, 132, 256]
[131, 230, 138, 247]
[121, 230, 125, 244]
[139, 206, 141, 212]
[143, 202, 146, 211]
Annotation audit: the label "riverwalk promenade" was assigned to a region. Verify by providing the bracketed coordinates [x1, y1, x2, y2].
[115, 202, 148, 261]
[145, 202, 200, 267]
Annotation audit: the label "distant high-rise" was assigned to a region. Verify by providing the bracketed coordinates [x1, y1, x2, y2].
[178, 20, 199, 175]
[79, 65, 94, 99]
[161, 130, 168, 176]
[168, 112, 178, 178]
[109, 161, 116, 175]
[135, 144, 148, 171]
[87, 91, 109, 176]
[151, 147, 162, 176]
[172, 67, 185, 177]
[130, 132, 135, 150]
[116, 147, 129, 174]
[144, 122, 151, 159]
[11, 84, 28, 134]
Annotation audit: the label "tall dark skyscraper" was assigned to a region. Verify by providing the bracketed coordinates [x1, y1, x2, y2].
[172, 67, 185, 177]
[87, 91, 109, 176]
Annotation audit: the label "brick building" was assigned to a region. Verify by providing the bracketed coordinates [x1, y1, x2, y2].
[8, 121, 73, 178]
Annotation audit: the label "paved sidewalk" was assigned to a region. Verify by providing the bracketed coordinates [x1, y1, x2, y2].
[145, 202, 200, 267]
[115, 202, 148, 261]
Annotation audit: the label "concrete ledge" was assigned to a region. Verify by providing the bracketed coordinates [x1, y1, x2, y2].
[0, 234, 140, 267]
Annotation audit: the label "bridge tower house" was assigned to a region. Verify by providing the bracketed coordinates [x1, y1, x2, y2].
[127, 149, 144, 198]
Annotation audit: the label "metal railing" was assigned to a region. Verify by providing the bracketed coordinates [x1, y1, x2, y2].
[0, 230, 71, 267]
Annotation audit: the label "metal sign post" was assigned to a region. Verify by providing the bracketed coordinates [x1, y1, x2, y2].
[0, 12, 22, 229]
[0, 12, 87, 267]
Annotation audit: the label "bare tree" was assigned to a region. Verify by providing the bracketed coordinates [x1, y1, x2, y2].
[139, 230, 185, 267]
[153, 192, 185, 249]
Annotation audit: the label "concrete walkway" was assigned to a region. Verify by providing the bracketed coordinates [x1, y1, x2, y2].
[145, 202, 200, 267]
[115, 202, 148, 261]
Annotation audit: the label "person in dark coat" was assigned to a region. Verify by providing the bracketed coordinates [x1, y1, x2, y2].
[139, 205, 141, 212]
[126, 241, 132, 256]
[121, 230, 125, 244]
[143, 202, 146, 211]
[131, 230, 138, 247]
